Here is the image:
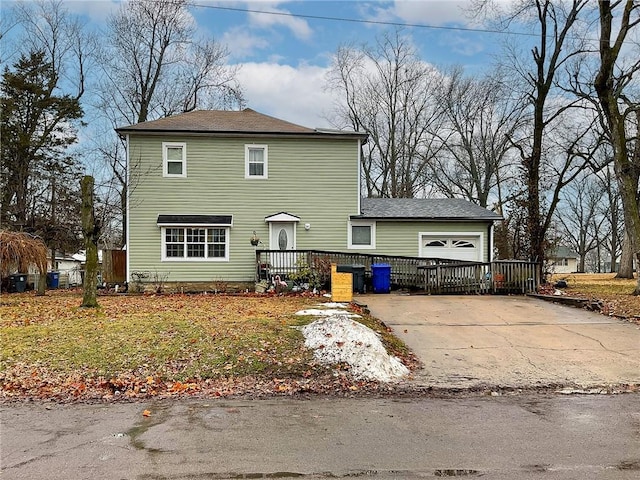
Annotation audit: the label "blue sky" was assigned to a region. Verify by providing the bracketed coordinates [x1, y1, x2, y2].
[4, 1, 512, 128]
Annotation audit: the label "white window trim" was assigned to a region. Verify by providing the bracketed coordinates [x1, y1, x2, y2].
[160, 226, 230, 262]
[348, 220, 376, 249]
[163, 142, 187, 178]
[245, 144, 268, 179]
[418, 231, 484, 261]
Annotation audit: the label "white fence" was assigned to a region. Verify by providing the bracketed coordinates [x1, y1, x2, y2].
[27, 268, 84, 290]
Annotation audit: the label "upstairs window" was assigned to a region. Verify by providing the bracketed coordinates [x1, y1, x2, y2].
[245, 145, 268, 179]
[163, 142, 186, 177]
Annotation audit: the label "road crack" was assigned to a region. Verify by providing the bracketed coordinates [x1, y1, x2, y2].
[558, 327, 632, 357]
[481, 327, 561, 379]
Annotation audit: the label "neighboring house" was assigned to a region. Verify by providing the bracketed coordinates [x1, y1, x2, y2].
[117, 108, 501, 285]
[50, 253, 83, 285]
[548, 246, 579, 273]
[27, 251, 89, 288]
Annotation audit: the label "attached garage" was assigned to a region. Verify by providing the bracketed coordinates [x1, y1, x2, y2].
[350, 198, 502, 262]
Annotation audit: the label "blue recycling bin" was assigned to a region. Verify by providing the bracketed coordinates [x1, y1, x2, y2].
[47, 271, 60, 289]
[371, 263, 391, 293]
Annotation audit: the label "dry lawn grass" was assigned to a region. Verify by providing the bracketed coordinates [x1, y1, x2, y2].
[550, 273, 640, 319]
[0, 291, 412, 401]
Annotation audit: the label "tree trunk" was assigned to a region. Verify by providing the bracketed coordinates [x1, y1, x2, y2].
[81, 176, 99, 308]
[594, 0, 640, 293]
[615, 166, 640, 289]
[36, 265, 46, 296]
[578, 253, 586, 273]
[616, 231, 635, 278]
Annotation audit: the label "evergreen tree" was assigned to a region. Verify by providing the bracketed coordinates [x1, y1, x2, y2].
[1, 50, 83, 255]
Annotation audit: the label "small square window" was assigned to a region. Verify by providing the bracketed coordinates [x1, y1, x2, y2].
[245, 145, 268, 179]
[352, 226, 372, 245]
[166, 244, 184, 257]
[349, 221, 375, 249]
[167, 161, 183, 175]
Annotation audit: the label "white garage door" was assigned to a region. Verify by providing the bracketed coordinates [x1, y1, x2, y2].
[420, 235, 481, 261]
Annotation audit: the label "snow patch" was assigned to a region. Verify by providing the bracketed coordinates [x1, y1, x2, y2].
[320, 303, 349, 309]
[300, 314, 409, 383]
[296, 309, 361, 318]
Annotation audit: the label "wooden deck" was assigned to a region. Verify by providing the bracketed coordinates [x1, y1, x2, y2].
[256, 250, 540, 295]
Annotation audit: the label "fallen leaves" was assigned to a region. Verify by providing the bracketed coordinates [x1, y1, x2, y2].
[549, 273, 640, 324]
[0, 292, 416, 402]
[168, 381, 199, 393]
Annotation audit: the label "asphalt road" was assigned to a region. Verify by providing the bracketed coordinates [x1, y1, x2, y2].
[2, 394, 639, 479]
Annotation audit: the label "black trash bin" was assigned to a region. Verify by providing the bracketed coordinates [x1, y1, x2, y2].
[336, 264, 366, 294]
[8, 274, 27, 293]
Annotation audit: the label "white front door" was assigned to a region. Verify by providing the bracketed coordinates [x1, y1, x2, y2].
[270, 222, 295, 251]
[270, 222, 296, 269]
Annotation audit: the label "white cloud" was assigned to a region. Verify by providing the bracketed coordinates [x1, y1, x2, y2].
[222, 26, 271, 59]
[63, 0, 119, 24]
[359, 0, 471, 27]
[246, 1, 313, 40]
[214, 1, 313, 60]
[393, 0, 470, 25]
[235, 62, 336, 128]
[441, 33, 486, 56]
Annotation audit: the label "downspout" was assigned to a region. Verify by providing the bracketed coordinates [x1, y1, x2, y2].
[488, 222, 494, 262]
[357, 138, 362, 214]
[125, 133, 130, 283]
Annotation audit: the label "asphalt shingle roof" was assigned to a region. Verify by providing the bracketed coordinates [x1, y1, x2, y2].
[356, 198, 502, 221]
[550, 246, 579, 259]
[156, 215, 232, 225]
[116, 108, 367, 139]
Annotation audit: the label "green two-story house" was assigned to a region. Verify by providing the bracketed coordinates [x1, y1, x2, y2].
[117, 108, 500, 287]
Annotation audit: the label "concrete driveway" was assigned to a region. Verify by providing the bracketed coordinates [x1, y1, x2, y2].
[359, 294, 640, 390]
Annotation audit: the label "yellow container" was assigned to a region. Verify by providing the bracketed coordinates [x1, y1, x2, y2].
[331, 263, 353, 302]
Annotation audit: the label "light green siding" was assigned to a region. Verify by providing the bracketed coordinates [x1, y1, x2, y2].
[349, 221, 493, 261]
[128, 135, 361, 282]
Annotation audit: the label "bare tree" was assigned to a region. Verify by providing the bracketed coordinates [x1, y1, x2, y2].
[9, 0, 93, 99]
[613, 110, 640, 278]
[472, 0, 590, 264]
[594, 0, 640, 292]
[96, 0, 243, 246]
[430, 67, 525, 208]
[556, 173, 607, 272]
[326, 30, 445, 198]
[597, 165, 624, 274]
[100, 0, 241, 125]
